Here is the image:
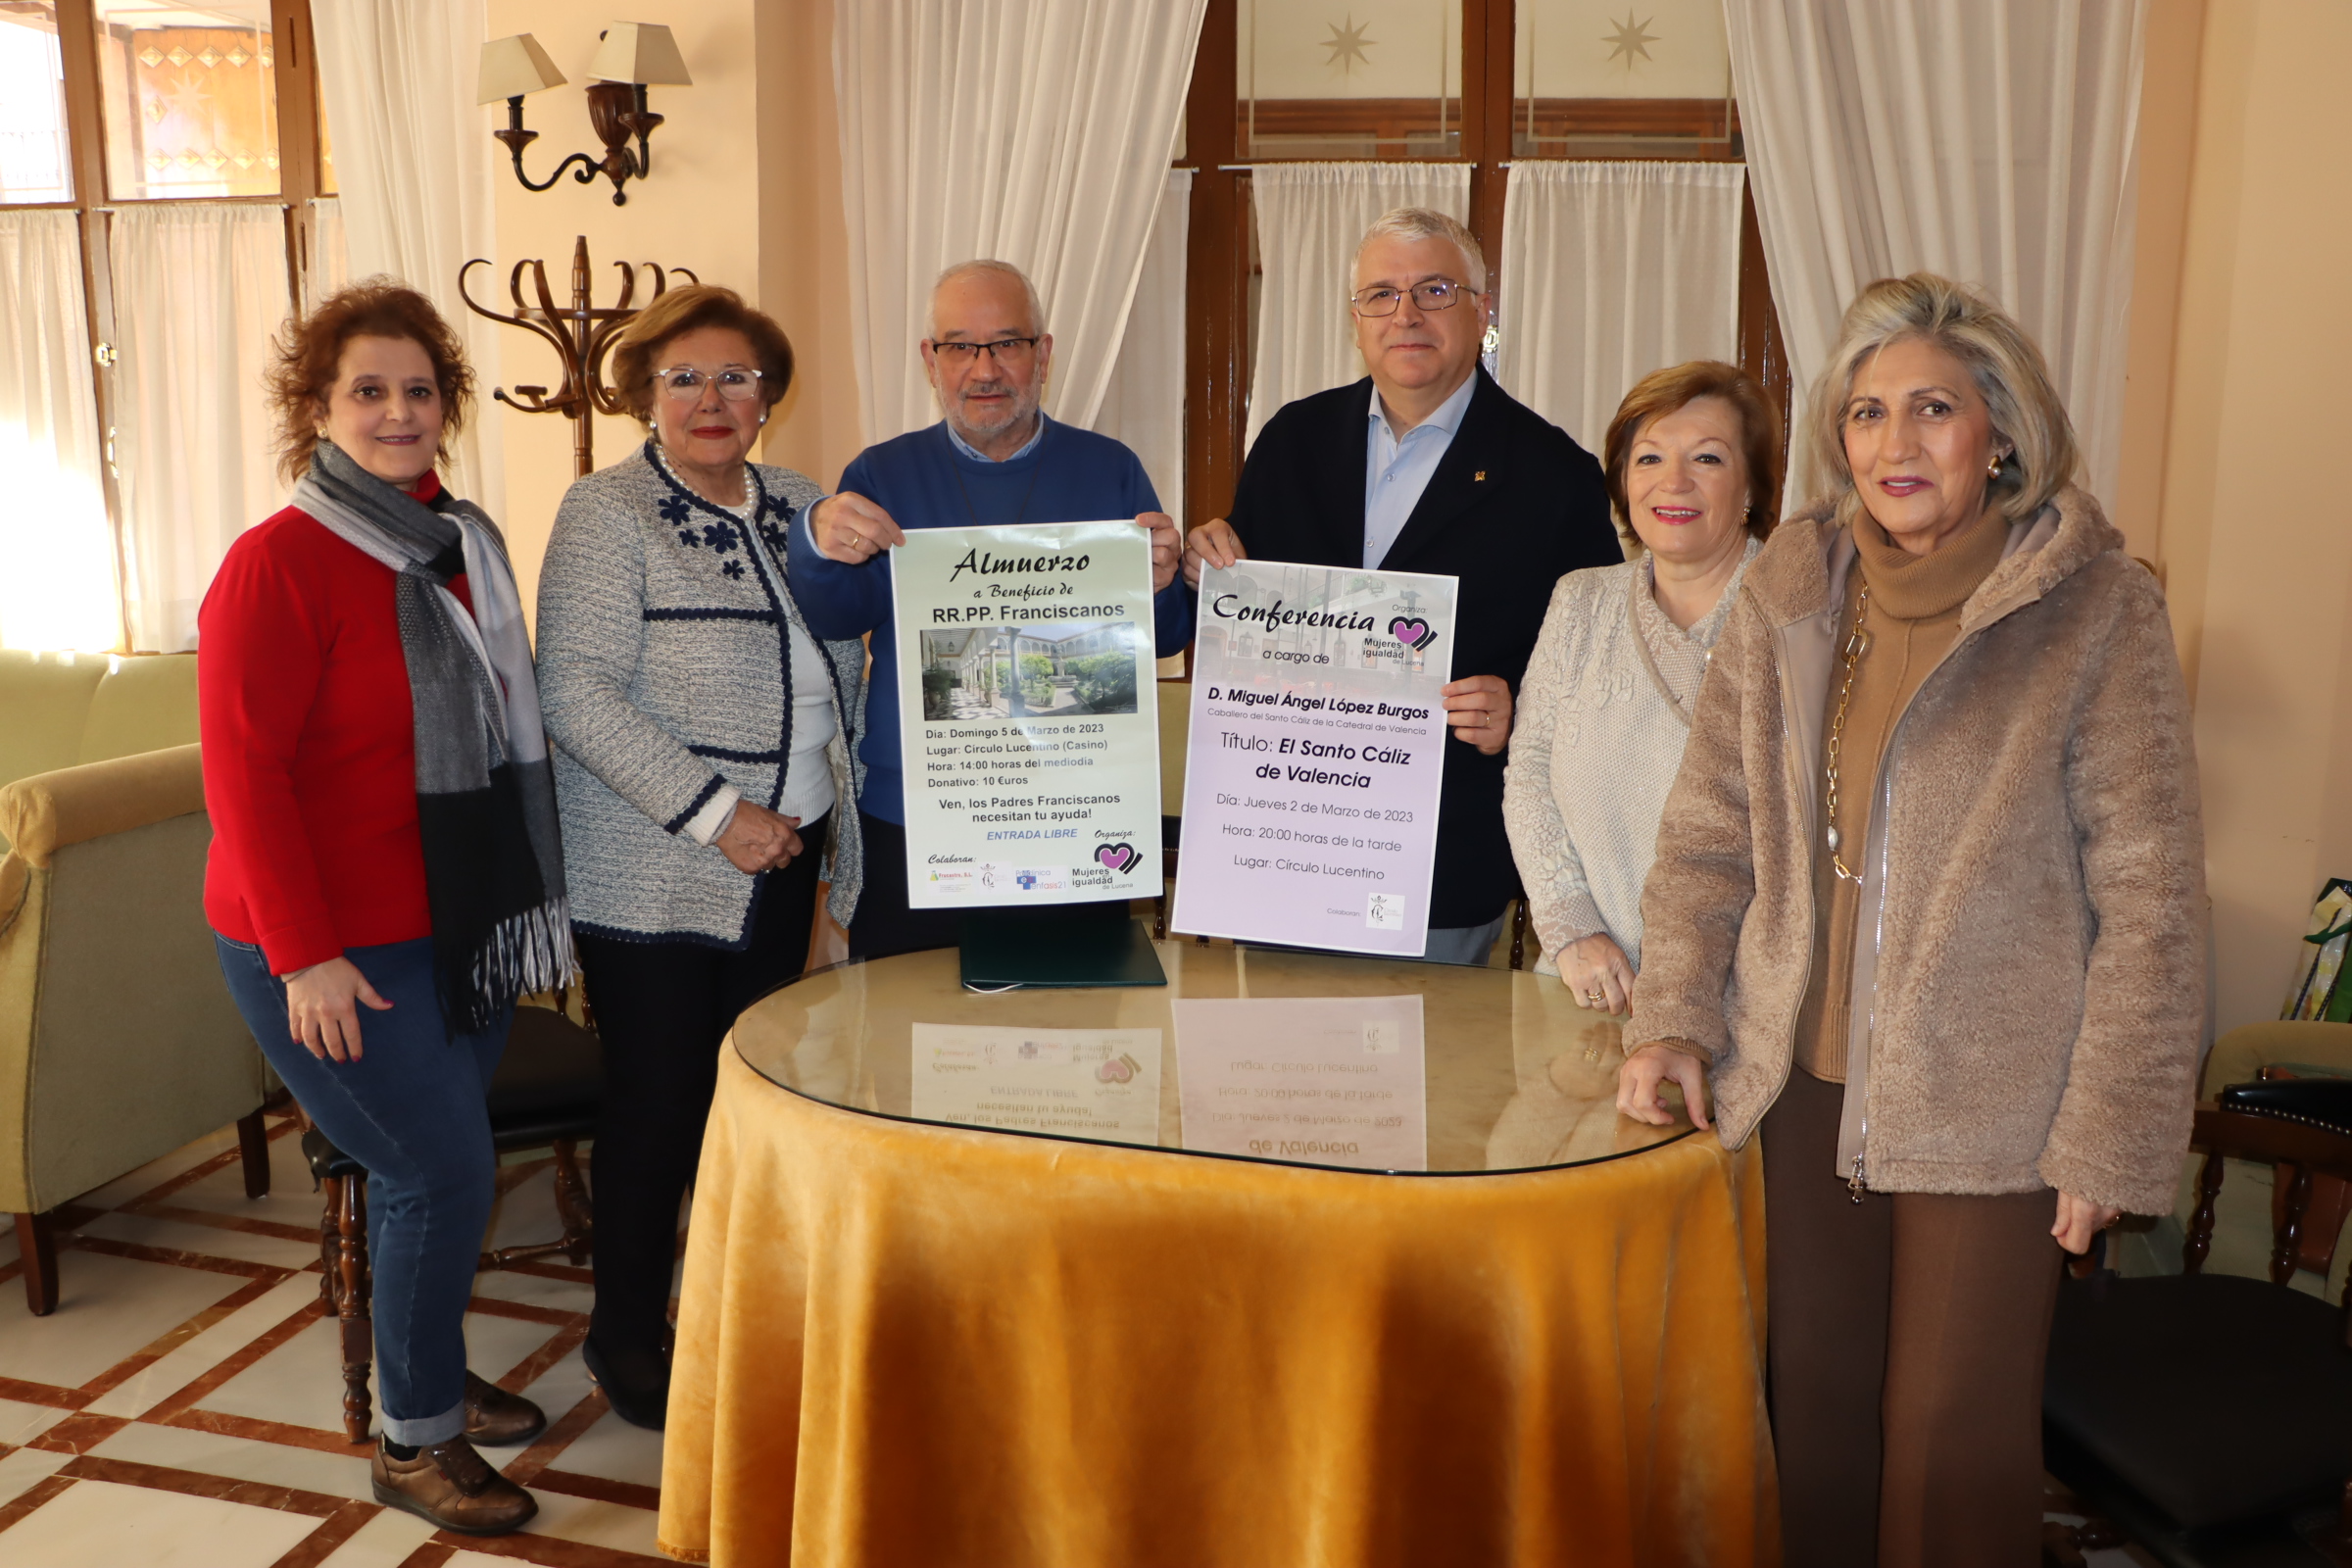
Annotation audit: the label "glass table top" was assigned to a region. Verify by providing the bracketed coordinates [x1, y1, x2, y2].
[729, 937, 1695, 1176]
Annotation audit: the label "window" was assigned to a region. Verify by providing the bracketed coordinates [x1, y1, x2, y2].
[0, 0, 329, 653]
[0, 6, 72, 203]
[1177, 0, 1786, 532]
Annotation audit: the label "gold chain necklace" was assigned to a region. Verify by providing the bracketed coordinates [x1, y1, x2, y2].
[1822, 582, 1871, 885]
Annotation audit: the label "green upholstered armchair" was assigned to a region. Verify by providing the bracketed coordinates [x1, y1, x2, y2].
[1, 653, 270, 1315]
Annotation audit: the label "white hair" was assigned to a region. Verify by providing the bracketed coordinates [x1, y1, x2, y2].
[931, 259, 1047, 337]
[1354, 207, 1488, 293]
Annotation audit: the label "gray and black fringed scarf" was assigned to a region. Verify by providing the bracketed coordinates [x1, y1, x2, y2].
[293, 442, 575, 1033]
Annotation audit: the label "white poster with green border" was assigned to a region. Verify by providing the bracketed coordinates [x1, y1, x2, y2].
[890, 520, 1163, 909]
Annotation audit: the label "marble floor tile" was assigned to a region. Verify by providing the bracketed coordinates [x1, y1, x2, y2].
[69, 1124, 243, 1211]
[541, 1396, 665, 1490]
[77, 1206, 321, 1272]
[0, 1250, 247, 1390]
[468, 1265, 595, 1316]
[153, 1124, 327, 1233]
[88, 1417, 374, 1502]
[518, 1484, 666, 1556]
[85, 1277, 325, 1419]
[516, 1347, 595, 1429]
[0, 1396, 72, 1448]
[195, 1309, 564, 1434]
[311, 1504, 439, 1568]
[0, 1475, 318, 1567]
[0, 1446, 74, 1507]
[484, 1163, 566, 1253]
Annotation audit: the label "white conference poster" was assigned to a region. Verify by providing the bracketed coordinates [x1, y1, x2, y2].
[1172, 997, 1427, 1171]
[891, 521, 1163, 909]
[1171, 561, 1456, 956]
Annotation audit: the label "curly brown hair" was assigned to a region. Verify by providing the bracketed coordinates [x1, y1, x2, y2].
[1601, 360, 1785, 547]
[609, 285, 795, 425]
[267, 280, 474, 483]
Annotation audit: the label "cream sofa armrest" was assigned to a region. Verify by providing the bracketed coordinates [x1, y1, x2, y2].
[0, 744, 204, 869]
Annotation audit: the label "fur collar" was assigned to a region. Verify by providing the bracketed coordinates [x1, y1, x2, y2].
[1743, 483, 2126, 634]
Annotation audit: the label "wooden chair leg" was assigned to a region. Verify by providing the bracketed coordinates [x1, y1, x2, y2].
[552, 1138, 594, 1265]
[13, 1211, 58, 1316]
[317, 1177, 341, 1310]
[236, 1109, 271, 1200]
[333, 1173, 374, 1444]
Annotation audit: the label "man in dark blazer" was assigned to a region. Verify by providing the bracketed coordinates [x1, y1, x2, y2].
[1186, 208, 1619, 963]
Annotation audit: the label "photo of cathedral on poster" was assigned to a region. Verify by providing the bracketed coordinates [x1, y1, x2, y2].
[918, 619, 1143, 721]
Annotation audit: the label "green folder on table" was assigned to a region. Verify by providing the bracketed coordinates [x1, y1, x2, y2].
[958, 914, 1168, 991]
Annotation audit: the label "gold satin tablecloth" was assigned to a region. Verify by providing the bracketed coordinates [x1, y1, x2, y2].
[659, 996, 1776, 1565]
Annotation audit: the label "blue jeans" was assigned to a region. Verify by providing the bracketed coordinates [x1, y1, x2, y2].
[215, 934, 510, 1446]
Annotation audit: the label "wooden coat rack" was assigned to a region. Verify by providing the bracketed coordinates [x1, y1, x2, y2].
[460, 234, 698, 478]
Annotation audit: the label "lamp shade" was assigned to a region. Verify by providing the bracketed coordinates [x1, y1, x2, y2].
[586, 23, 692, 86]
[478, 33, 565, 104]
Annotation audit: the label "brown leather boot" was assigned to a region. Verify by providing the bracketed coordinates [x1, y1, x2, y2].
[370, 1435, 538, 1535]
[464, 1370, 547, 1446]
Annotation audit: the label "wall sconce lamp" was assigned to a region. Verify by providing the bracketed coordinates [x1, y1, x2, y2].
[478, 24, 693, 207]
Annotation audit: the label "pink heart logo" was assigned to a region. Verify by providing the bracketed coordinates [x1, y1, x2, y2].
[1094, 842, 1139, 873]
[1390, 615, 1436, 651]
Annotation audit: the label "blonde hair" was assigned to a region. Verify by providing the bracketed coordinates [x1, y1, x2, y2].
[932, 259, 1047, 337]
[1802, 272, 2077, 526]
[1355, 207, 1488, 292]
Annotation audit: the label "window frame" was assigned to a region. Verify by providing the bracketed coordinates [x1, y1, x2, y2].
[1177, 0, 1788, 536]
[12, 0, 325, 653]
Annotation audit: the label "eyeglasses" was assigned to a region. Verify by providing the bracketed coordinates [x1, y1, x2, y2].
[1350, 279, 1476, 317]
[928, 336, 1043, 366]
[654, 366, 764, 402]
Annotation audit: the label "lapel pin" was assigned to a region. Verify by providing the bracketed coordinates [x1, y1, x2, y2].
[1474, 469, 1487, 482]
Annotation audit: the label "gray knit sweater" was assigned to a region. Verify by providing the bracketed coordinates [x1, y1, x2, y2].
[536, 441, 866, 946]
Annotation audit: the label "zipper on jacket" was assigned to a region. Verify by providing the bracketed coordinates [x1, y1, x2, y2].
[1833, 618, 1984, 1194]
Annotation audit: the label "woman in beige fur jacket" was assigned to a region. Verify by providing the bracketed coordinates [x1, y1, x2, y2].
[1618, 275, 2205, 1568]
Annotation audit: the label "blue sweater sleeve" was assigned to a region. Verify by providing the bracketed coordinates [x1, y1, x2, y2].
[1121, 454, 1194, 659]
[785, 455, 891, 640]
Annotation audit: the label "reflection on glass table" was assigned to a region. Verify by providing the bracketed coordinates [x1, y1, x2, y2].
[728, 936, 1690, 1175]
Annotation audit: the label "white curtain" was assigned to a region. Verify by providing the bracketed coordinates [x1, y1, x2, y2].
[1246, 163, 1472, 448]
[1724, 0, 2146, 501]
[111, 205, 292, 653]
[836, 0, 1207, 444]
[0, 211, 116, 653]
[310, 0, 502, 516]
[1496, 162, 1745, 457]
[306, 196, 350, 310]
[1094, 169, 1192, 523]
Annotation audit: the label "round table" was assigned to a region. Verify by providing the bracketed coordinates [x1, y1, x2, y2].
[657, 940, 1776, 1567]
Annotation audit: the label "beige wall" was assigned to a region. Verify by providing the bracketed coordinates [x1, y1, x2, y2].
[2123, 0, 2352, 1033]
[481, 0, 858, 623]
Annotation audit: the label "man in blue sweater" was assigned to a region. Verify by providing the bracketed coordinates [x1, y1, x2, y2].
[789, 259, 1189, 957]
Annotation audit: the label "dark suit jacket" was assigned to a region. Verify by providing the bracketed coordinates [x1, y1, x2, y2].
[1227, 367, 1619, 928]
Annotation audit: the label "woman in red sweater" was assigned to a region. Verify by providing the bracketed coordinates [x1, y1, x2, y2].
[202, 283, 571, 1537]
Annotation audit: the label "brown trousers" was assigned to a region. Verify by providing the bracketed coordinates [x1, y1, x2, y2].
[1762, 1069, 2064, 1568]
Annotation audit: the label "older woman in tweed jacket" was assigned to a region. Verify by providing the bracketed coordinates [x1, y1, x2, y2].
[535, 286, 864, 1428]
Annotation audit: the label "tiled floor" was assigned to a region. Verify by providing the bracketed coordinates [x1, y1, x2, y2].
[0, 1112, 669, 1568]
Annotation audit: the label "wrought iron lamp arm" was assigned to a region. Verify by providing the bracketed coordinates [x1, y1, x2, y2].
[491, 96, 600, 193]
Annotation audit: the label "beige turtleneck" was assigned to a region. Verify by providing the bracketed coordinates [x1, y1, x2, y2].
[1793, 505, 2010, 1082]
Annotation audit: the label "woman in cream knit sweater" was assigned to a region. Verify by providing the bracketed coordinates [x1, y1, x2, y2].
[1502, 361, 1782, 1011]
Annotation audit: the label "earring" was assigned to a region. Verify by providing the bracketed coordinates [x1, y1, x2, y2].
[1987, 453, 2006, 479]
